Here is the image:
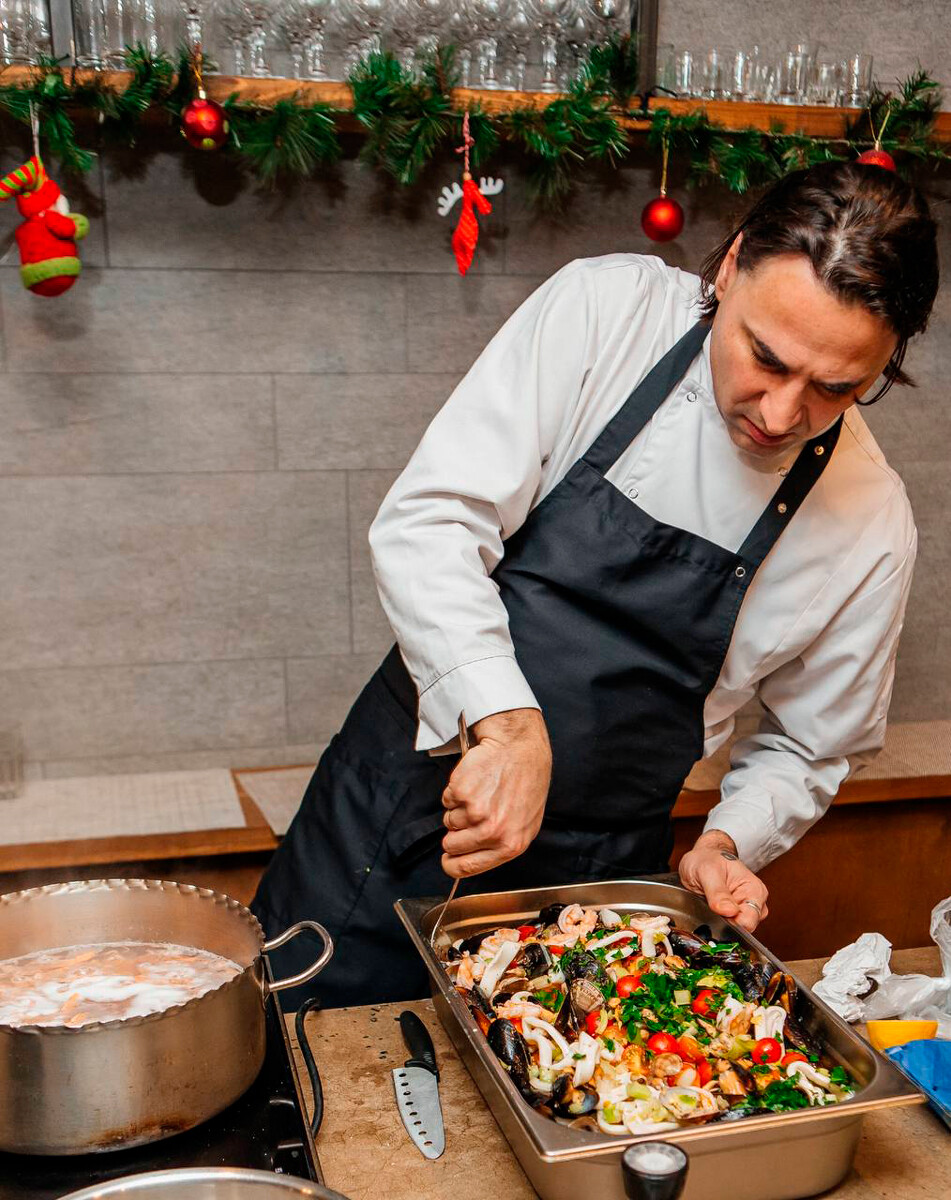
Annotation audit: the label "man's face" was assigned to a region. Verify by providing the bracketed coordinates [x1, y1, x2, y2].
[709, 242, 899, 459]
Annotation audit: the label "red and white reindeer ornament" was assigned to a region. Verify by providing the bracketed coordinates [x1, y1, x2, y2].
[438, 111, 503, 276]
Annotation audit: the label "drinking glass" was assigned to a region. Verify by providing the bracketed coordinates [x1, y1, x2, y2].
[700, 45, 732, 99]
[72, 0, 128, 68]
[280, 0, 333, 79]
[748, 48, 778, 101]
[0, 0, 50, 63]
[526, 0, 573, 93]
[179, 0, 213, 48]
[334, 0, 385, 72]
[0, 729, 23, 802]
[563, 1, 591, 85]
[843, 52, 872, 107]
[778, 42, 817, 104]
[499, 0, 531, 90]
[465, 0, 514, 90]
[670, 48, 696, 97]
[214, 0, 254, 74]
[444, 3, 476, 86]
[586, 0, 627, 36]
[807, 57, 844, 106]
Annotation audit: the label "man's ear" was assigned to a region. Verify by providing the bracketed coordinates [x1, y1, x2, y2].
[714, 232, 743, 301]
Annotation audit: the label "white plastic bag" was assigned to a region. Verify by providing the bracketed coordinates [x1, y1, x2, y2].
[812, 896, 951, 1031]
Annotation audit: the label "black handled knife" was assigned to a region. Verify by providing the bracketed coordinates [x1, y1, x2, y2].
[391, 1011, 445, 1159]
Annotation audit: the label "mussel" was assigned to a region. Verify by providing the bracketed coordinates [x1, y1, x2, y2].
[763, 970, 797, 1012]
[561, 949, 611, 1016]
[518, 940, 554, 981]
[554, 991, 581, 1039]
[733, 961, 774, 1003]
[457, 930, 491, 957]
[487, 1018, 537, 1104]
[491, 977, 528, 1008]
[536, 903, 568, 927]
[549, 1072, 598, 1117]
[783, 1012, 822, 1059]
[463, 985, 495, 1035]
[667, 927, 708, 958]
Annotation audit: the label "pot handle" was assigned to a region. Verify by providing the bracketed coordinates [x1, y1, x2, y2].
[264, 920, 334, 993]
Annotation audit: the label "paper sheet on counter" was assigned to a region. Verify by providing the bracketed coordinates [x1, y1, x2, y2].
[235, 766, 314, 835]
[0, 769, 246, 846]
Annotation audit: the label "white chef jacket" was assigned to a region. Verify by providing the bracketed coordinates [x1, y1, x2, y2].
[368, 254, 917, 873]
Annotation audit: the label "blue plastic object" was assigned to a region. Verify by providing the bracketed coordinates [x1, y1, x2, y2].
[886, 1039, 951, 1131]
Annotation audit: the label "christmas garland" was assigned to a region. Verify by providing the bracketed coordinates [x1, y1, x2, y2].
[0, 42, 945, 206]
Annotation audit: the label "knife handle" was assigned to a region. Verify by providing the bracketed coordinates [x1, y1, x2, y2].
[399, 1010, 439, 1078]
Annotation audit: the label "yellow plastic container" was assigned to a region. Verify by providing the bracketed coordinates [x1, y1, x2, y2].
[865, 1019, 938, 1051]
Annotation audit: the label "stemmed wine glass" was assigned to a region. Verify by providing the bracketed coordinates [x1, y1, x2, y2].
[564, 1, 591, 84]
[464, 0, 514, 91]
[0, 0, 50, 63]
[280, 0, 334, 79]
[213, 0, 255, 74]
[334, 0, 386, 73]
[525, 0, 574, 92]
[444, 3, 477, 87]
[499, 0, 531, 91]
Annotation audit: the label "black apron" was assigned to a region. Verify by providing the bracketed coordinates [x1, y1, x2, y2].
[252, 321, 841, 1009]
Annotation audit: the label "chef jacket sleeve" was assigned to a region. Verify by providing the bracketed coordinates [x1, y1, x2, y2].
[703, 502, 917, 874]
[369, 259, 645, 752]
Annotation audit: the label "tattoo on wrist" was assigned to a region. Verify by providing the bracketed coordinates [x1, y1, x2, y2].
[720, 851, 739, 862]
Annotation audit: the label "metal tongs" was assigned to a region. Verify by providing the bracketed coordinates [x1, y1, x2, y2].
[430, 710, 470, 949]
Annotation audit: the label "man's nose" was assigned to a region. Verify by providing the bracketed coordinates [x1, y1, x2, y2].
[759, 380, 806, 434]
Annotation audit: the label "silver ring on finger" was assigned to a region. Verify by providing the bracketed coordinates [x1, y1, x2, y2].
[743, 899, 763, 916]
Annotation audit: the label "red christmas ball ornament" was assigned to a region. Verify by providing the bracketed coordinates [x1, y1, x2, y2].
[181, 95, 230, 151]
[641, 193, 685, 243]
[856, 147, 897, 171]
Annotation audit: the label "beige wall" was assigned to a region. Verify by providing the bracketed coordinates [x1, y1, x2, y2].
[0, 131, 948, 778]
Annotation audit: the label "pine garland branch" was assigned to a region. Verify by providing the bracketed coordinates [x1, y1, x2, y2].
[225, 98, 340, 184]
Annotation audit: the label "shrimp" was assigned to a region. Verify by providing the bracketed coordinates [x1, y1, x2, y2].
[557, 904, 599, 938]
[455, 955, 476, 990]
[495, 999, 557, 1024]
[478, 928, 521, 959]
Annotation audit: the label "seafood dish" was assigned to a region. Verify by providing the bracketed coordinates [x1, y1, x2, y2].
[444, 902, 856, 1136]
[0, 940, 241, 1028]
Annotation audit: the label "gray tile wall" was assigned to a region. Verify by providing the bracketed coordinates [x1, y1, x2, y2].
[1, 141, 948, 778]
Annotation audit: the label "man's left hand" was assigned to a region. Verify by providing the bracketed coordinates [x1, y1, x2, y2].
[678, 829, 769, 932]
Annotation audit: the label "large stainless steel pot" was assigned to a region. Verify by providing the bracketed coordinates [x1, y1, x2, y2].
[60, 1168, 350, 1200]
[0, 879, 333, 1156]
[396, 879, 925, 1200]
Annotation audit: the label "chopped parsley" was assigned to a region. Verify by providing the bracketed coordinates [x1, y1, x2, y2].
[603, 1037, 616, 1053]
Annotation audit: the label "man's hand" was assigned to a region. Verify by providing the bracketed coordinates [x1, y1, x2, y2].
[441, 708, 551, 878]
[678, 829, 769, 932]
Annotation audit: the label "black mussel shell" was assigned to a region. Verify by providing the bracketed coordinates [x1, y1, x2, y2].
[561, 949, 610, 991]
[555, 992, 580, 1039]
[693, 923, 713, 942]
[491, 977, 528, 1008]
[668, 927, 708, 958]
[518, 940, 554, 980]
[457, 930, 491, 957]
[550, 1073, 599, 1117]
[487, 1017, 534, 1099]
[764, 970, 797, 1012]
[536, 903, 569, 927]
[468, 984, 495, 1018]
[734, 961, 774, 1002]
[783, 1013, 822, 1059]
[694, 946, 748, 969]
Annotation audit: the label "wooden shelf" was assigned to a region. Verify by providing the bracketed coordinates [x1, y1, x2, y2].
[4, 65, 951, 141]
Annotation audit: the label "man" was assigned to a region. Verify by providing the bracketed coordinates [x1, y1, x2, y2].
[253, 162, 939, 1007]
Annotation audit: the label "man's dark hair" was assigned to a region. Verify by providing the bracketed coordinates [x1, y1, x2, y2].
[697, 161, 939, 403]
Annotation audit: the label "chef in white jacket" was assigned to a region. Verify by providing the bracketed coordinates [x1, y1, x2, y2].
[254, 161, 939, 1007]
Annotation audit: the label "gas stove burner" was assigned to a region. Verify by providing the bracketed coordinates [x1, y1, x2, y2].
[0, 983, 321, 1200]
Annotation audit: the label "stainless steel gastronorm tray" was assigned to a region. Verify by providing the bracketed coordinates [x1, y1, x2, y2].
[395, 879, 924, 1200]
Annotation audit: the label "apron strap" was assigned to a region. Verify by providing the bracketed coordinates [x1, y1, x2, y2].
[582, 321, 711, 476]
[738, 415, 844, 570]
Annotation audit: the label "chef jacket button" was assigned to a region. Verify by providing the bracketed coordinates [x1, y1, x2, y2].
[815, 444, 825, 456]
[686, 391, 698, 402]
[778, 466, 788, 476]
[627, 486, 639, 499]
[777, 502, 788, 514]
[735, 565, 746, 578]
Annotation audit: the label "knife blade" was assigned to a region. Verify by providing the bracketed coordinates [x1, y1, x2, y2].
[391, 1010, 445, 1159]
[429, 710, 470, 949]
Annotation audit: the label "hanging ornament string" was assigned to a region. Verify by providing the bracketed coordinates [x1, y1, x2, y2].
[451, 110, 494, 276]
[29, 99, 40, 161]
[641, 125, 684, 243]
[857, 103, 897, 170]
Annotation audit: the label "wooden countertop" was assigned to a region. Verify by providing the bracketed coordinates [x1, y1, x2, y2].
[291, 947, 948, 1200]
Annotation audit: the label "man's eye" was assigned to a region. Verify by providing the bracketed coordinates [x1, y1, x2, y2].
[751, 349, 782, 372]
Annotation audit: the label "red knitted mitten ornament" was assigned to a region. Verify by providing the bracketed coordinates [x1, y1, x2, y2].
[0, 156, 88, 297]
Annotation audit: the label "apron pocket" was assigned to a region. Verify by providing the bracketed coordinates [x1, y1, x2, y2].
[387, 810, 446, 869]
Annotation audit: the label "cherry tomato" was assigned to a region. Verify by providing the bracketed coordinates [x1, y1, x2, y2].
[697, 1059, 714, 1087]
[690, 988, 719, 1017]
[549, 944, 566, 957]
[616, 973, 644, 998]
[752, 1037, 783, 1065]
[517, 924, 538, 941]
[677, 1034, 704, 1062]
[646, 1032, 679, 1056]
[781, 1051, 808, 1068]
[585, 1011, 601, 1036]
[510, 1017, 523, 1034]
